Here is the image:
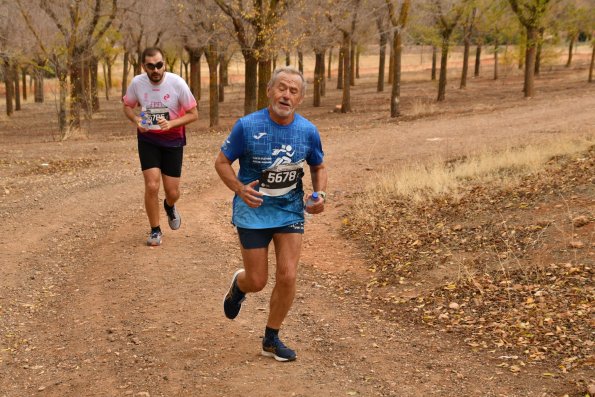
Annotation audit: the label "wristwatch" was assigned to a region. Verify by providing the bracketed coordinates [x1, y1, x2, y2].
[318, 191, 327, 202]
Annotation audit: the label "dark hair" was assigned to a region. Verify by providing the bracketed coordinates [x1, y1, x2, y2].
[141, 47, 164, 63]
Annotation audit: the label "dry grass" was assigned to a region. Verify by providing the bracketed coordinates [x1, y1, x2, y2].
[355, 136, 594, 219]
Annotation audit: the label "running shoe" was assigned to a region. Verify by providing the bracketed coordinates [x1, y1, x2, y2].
[147, 230, 163, 246]
[223, 269, 245, 319]
[261, 335, 297, 362]
[164, 200, 181, 230]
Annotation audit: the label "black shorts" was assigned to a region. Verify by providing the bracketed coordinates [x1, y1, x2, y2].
[237, 222, 304, 249]
[138, 139, 184, 177]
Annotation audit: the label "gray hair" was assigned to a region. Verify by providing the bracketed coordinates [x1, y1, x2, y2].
[268, 66, 307, 96]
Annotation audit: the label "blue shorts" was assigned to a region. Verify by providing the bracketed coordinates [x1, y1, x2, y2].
[237, 222, 304, 249]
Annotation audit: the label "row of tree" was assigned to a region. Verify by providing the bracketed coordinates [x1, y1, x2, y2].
[1, 0, 593, 139]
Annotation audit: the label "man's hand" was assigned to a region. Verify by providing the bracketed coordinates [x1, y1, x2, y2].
[238, 180, 264, 208]
[157, 116, 171, 131]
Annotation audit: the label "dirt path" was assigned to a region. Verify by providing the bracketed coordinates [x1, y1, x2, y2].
[1, 71, 594, 396]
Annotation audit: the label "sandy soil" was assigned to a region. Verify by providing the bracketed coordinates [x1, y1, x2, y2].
[0, 54, 594, 397]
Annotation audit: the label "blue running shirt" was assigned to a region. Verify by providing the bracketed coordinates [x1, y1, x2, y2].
[221, 108, 324, 229]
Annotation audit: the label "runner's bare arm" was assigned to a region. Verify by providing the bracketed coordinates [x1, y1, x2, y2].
[307, 163, 327, 214]
[215, 151, 263, 208]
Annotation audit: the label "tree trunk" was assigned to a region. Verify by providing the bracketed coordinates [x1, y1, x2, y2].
[535, 27, 544, 75]
[437, 39, 449, 102]
[390, 29, 403, 118]
[350, 40, 356, 86]
[518, 32, 526, 70]
[523, 26, 537, 97]
[327, 47, 332, 80]
[378, 30, 388, 92]
[298, 51, 304, 74]
[81, 56, 91, 116]
[493, 43, 499, 80]
[57, 67, 68, 139]
[474, 45, 481, 77]
[220, 54, 230, 86]
[566, 34, 575, 67]
[34, 70, 44, 103]
[68, 50, 84, 130]
[588, 43, 594, 83]
[121, 51, 129, 99]
[205, 44, 219, 127]
[90, 56, 100, 112]
[243, 52, 258, 115]
[460, 38, 470, 89]
[341, 33, 351, 113]
[13, 65, 21, 111]
[3, 58, 14, 116]
[103, 62, 110, 100]
[258, 59, 271, 109]
[321, 50, 326, 97]
[285, 51, 290, 66]
[431, 45, 437, 81]
[218, 55, 226, 102]
[355, 45, 360, 79]
[337, 47, 344, 89]
[313, 51, 324, 107]
[188, 48, 202, 101]
[388, 42, 394, 84]
[21, 68, 27, 101]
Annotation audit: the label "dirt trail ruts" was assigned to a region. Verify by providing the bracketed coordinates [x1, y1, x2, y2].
[1, 87, 594, 396]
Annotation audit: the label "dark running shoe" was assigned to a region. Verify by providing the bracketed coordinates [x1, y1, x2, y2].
[146, 230, 162, 246]
[223, 269, 245, 319]
[261, 335, 297, 362]
[164, 200, 181, 230]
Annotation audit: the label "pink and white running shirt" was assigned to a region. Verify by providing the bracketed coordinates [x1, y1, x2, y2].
[123, 72, 197, 147]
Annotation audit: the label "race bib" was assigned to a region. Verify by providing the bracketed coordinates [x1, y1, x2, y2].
[146, 107, 170, 129]
[259, 161, 304, 197]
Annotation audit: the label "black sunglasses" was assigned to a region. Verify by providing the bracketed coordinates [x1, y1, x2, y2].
[145, 61, 164, 71]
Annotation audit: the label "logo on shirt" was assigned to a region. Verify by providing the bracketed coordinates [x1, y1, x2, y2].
[164, 94, 170, 101]
[271, 144, 295, 167]
[253, 132, 267, 140]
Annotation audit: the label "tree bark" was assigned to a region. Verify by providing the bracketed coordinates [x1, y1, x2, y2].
[388, 42, 394, 84]
[243, 52, 258, 114]
[566, 34, 575, 67]
[390, 28, 403, 117]
[350, 40, 356, 86]
[341, 33, 351, 113]
[3, 58, 14, 116]
[431, 45, 437, 81]
[523, 26, 537, 97]
[258, 59, 272, 109]
[103, 62, 110, 100]
[535, 27, 544, 75]
[34, 67, 44, 103]
[438, 39, 449, 102]
[298, 51, 304, 74]
[337, 47, 344, 89]
[493, 43, 499, 80]
[474, 45, 481, 77]
[13, 65, 21, 111]
[321, 51, 326, 97]
[205, 44, 219, 127]
[355, 45, 360, 79]
[460, 38, 470, 89]
[313, 51, 324, 107]
[285, 51, 290, 66]
[187, 47, 202, 101]
[327, 47, 332, 80]
[91, 56, 100, 112]
[21, 68, 27, 101]
[588, 43, 594, 83]
[377, 26, 388, 92]
[121, 51, 129, 99]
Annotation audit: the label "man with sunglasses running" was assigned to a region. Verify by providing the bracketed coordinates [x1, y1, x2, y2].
[123, 47, 198, 246]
